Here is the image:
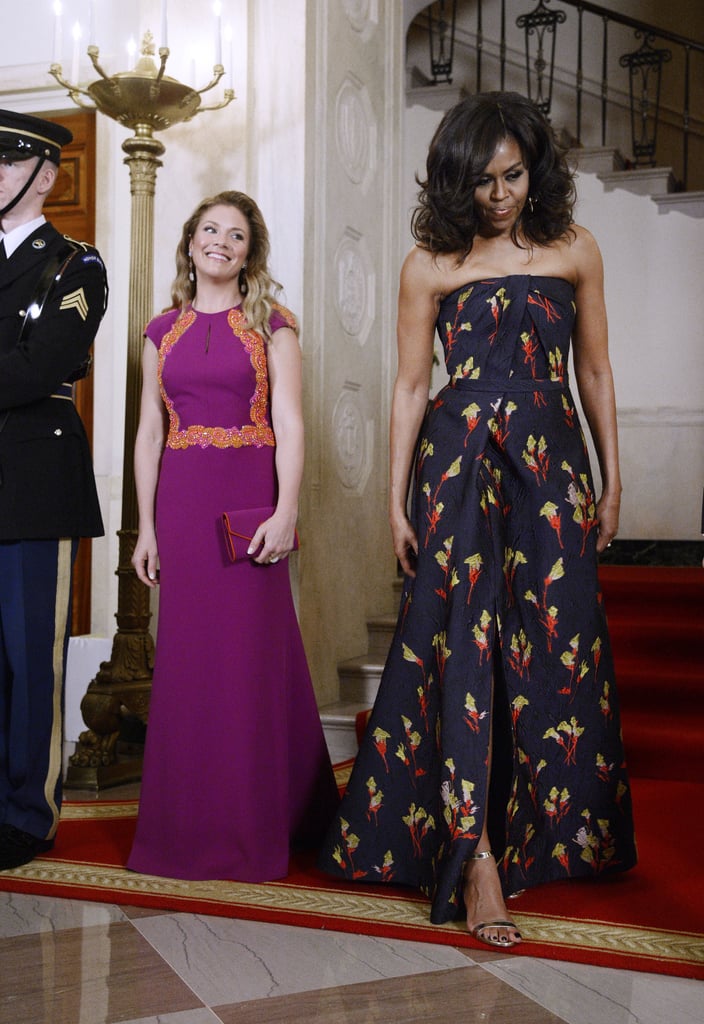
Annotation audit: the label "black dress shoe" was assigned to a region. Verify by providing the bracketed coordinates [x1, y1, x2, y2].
[0, 824, 54, 870]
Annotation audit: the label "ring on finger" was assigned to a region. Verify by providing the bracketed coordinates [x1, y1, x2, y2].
[270, 556, 279, 563]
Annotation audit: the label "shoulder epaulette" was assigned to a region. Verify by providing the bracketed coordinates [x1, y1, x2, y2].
[61, 235, 90, 252]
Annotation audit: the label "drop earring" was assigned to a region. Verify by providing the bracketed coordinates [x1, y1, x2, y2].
[188, 250, 195, 282]
[527, 196, 535, 214]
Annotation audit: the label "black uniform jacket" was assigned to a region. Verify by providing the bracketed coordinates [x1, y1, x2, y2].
[0, 221, 108, 540]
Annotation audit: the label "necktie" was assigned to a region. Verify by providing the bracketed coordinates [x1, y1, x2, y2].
[0, 238, 7, 262]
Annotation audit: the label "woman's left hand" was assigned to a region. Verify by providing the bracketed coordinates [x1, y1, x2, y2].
[595, 489, 621, 553]
[248, 510, 298, 565]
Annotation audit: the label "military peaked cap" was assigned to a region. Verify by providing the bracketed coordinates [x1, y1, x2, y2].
[0, 109, 72, 164]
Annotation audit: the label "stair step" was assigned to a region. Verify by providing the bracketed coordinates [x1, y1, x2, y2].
[598, 165, 677, 197]
[614, 660, 702, 708]
[653, 191, 704, 217]
[337, 654, 384, 703]
[609, 621, 704, 664]
[600, 565, 704, 616]
[572, 145, 625, 176]
[366, 614, 396, 656]
[622, 708, 704, 782]
[320, 700, 367, 763]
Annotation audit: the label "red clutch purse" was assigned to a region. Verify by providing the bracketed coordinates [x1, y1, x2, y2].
[221, 506, 299, 562]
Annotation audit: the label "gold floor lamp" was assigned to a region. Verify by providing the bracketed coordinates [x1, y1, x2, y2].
[49, 29, 234, 788]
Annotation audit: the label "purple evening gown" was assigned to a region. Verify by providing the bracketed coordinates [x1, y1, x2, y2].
[127, 303, 338, 882]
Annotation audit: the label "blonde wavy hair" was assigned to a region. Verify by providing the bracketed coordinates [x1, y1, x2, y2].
[170, 190, 295, 341]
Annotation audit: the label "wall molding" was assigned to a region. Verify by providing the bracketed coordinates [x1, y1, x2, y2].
[617, 407, 704, 428]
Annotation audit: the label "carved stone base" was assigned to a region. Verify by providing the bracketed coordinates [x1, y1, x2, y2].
[65, 752, 144, 790]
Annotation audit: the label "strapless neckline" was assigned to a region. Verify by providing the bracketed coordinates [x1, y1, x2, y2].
[442, 274, 575, 304]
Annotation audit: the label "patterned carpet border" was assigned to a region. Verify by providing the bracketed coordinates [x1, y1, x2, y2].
[6, 853, 703, 967]
[59, 801, 139, 820]
[3, 797, 702, 980]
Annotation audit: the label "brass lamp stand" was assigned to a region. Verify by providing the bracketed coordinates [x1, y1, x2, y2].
[49, 32, 234, 788]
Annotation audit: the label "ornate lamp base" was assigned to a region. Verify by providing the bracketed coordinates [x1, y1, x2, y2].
[65, 753, 145, 791]
[65, 529, 153, 790]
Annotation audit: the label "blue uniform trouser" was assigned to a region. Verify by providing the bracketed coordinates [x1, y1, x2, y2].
[0, 538, 77, 841]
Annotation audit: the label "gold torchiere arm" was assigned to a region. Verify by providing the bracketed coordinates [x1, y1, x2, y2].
[50, 31, 234, 788]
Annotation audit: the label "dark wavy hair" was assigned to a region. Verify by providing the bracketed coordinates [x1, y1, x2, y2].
[170, 190, 294, 340]
[411, 91, 575, 259]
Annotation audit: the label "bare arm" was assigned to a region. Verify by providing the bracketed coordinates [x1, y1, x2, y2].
[571, 227, 621, 553]
[389, 247, 441, 576]
[248, 325, 303, 564]
[131, 339, 168, 587]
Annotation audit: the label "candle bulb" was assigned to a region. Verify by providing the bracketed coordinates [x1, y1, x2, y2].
[213, 0, 222, 66]
[89, 0, 96, 46]
[127, 36, 136, 70]
[224, 24, 233, 91]
[52, 0, 63, 64]
[71, 22, 81, 82]
[160, 0, 168, 49]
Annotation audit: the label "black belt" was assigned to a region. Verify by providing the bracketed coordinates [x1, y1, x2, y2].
[50, 382, 74, 400]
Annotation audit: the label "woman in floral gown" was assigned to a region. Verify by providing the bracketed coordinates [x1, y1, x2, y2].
[319, 92, 637, 947]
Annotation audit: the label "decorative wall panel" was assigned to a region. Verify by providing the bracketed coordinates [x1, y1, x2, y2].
[335, 74, 377, 190]
[332, 386, 374, 494]
[333, 228, 375, 344]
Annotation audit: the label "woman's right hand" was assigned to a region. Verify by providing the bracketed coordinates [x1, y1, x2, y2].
[391, 512, 419, 578]
[132, 531, 160, 588]
[132, 340, 167, 589]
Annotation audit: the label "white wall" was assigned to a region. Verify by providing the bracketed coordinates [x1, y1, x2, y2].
[573, 167, 704, 540]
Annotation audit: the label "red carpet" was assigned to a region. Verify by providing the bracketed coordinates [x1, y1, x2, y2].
[0, 567, 701, 979]
[600, 566, 703, 783]
[0, 767, 700, 979]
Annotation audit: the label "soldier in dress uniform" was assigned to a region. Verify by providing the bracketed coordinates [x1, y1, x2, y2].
[0, 109, 108, 869]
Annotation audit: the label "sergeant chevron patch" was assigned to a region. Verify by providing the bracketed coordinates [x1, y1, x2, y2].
[60, 288, 89, 320]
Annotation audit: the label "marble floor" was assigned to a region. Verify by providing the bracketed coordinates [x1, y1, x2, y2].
[1, 756, 702, 1023]
[1, 880, 702, 1024]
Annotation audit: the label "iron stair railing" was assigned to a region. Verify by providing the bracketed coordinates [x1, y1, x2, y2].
[419, 0, 704, 189]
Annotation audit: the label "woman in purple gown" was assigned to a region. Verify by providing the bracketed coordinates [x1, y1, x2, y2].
[127, 191, 338, 882]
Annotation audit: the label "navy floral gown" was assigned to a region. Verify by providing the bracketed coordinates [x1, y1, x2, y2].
[319, 275, 637, 924]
